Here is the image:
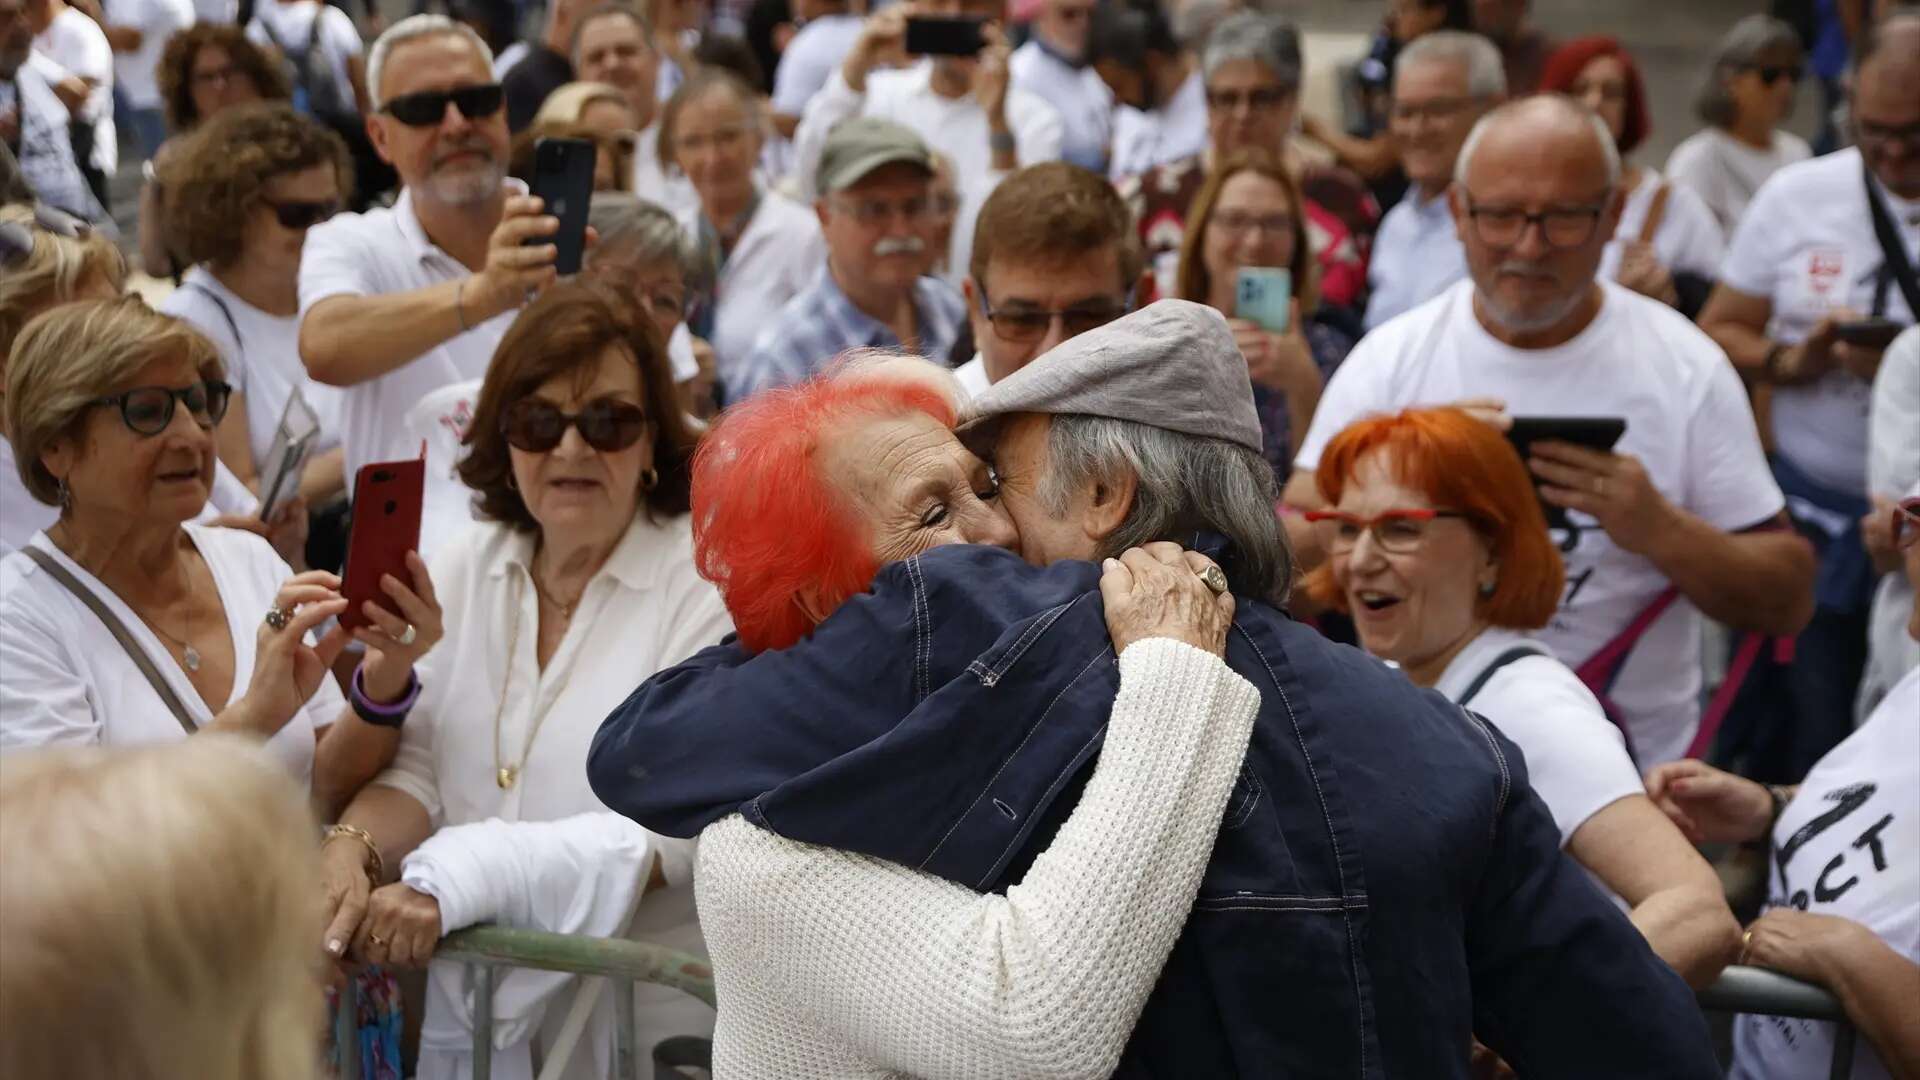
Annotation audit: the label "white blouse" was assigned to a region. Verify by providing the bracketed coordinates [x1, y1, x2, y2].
[684, 190, 826, 377]
[369, 511, 733, 1079]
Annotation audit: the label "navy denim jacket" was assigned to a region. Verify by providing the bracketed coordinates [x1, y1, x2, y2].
[590, 543, 1719, 1077]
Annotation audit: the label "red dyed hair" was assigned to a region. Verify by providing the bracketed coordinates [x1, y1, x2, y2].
[1539, 36, 1652, 156]
[1304, 408, 1564, 629]
[691, 357, 960, 653]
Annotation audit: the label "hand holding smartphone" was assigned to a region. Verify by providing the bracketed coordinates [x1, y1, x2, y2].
[1234, 267, 1293, 334]
[904, 15, 986, 56]
[340, 457, 425, 632]
[527, 137, 595, 276]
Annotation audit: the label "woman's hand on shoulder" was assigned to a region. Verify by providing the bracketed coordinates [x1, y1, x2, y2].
[1100, 542, 1235, 658]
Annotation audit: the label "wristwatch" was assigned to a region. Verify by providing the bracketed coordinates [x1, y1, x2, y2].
[1763, 343, 1790, 383]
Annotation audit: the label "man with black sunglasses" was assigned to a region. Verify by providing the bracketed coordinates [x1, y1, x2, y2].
[297, 14, 563, 517]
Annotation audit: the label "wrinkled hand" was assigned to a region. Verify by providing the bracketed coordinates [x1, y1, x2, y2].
[236, 571, 350, 736]
[844, 6, 908, 89]
[972, 24, 1011, 123]
[1101, 542, 1236, 657]
[1527, 440, 1672, 555]
[1644, 759, 1774, 845]
[1228, 310, 1317, 394]
[470, 193, 561, 319]
[353, 883, 443, 969]
[320, 838, 376, 960]
[1615, 240, 1677, 307]
[1742, 908, 1874, 986]
[354, 551, 444, 701]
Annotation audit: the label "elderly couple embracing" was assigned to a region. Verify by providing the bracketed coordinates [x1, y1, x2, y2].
[589, 300, 1720, 1077]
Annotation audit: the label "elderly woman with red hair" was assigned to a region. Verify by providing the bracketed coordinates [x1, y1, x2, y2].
[1540, 36, 1726, 316]
[1306, 406, 1742, 987]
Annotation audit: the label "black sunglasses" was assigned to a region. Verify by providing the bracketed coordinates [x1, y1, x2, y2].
[1744, 63, 1803, 86]
[380, 83, 505, 127]
[90, 381, 233, 436]
[500, 398, 650, 453]
[266, 198, 340, 230]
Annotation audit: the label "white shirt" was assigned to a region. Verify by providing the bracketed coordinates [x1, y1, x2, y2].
[296, 186, 519, 496]
[1720, 147, 1920, 497]
[1297, 281, 1786, 767]
[769, 13, 863, 120]
[33, 8, 116, 175]
[1363, 185, 1468, 330]
[1730, 665, 1920, 1080]
[0, 438, 257, 562]
[161, 267, 345, 470]
[191, 0, 235, 23]
[400, 377, 480, 560]
[794, 61, 1064, 285]
[104, 0, 193, 108]
[1433, 627, 1641, 846]
[245, 0, 360, 110]
[1598, 172, 1726, 284]
[629, 121, 700, 222]
[0, 524, 342, 781]
[1009, 38, 1111, 174]
[682, 190, 824, 372]
[953, 353, 989, 397]
[1665, 127, 1812, 235]
[0, 56, 104, 220]
[1107, 69, 1206, 182]
[368, 514, 733, 1075]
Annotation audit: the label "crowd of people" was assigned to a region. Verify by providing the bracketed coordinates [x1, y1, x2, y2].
[1, 0, 1918, 1076]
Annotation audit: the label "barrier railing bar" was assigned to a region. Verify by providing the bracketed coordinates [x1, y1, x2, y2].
[473, 961, 496, 1078]
[1696, 965, 1854, 1078]
[614, 976, 639, 1080]
[333, 978, 361, 1080]
[439, 926, 717, 1006]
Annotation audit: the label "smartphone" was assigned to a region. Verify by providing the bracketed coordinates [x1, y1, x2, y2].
[1234, 267, 1293, 333]
[339, 457, 424, 632]
[1832, 316, 1905, 349]
[905, 16, 986, 56]
[1504, 416, 1627, 533]
[528, 137, 595, 276]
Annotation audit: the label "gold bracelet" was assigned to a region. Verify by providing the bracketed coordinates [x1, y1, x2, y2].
[454, 277, 472, 333]
[322, 823, 384, 883]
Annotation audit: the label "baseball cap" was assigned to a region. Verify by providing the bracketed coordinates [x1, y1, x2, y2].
[815, 117, 934, 195]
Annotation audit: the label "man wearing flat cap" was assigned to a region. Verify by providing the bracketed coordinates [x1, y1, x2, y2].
[728, 116, 968, 404]
[593, 301, 1721, 1076]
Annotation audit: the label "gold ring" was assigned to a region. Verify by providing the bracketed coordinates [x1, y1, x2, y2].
[264, 606, 293, 631]
[1740, 928, 1753, 963]
[1199, 565, 1229, 595]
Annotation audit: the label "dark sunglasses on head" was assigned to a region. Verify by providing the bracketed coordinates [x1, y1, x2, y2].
[266, 198, 340, 230]
[90, 380, 233, 436]
[500, 398, 650, 453]
[1744, 63, 1803, 85]
[380, 82, 505, 127]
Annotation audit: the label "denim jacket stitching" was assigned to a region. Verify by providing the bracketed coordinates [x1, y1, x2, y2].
[1193, 893, 1365, 912]
[975, 721, 1107, 890]
[964, 598, 1083, 686]
[1221, 760, 1265, 830]
[906, 555, 931, 699]
[1456, 705, 1513, 841]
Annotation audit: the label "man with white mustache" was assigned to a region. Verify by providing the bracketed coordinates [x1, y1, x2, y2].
[1284, 94, 1815, 771]
[728, 117, 967, 403]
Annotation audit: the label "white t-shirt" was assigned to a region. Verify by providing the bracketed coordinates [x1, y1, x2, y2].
[769, 13, 863, 120]
[33, 8, 116, 175]
[1729, 665, 1920, 1080]
[1720, 147, 1920, 497]
[1433, 627, 1642, 846]
[401, 377, 480, 561]
[1599, 172, 1726, 285]
[161, 267, 344, 470]
[0, 523, 343, 782]
[1296, 281, 1786, 766]
[684, 190, 825, 371]
[245, 0, 360, 111]
[1107, 70, 1206, 182]
[104, 0, 194, 108]
[1665, 127, 1812, 236]
[296, 186, 518, 497]
[1008, 39, 1112, 174]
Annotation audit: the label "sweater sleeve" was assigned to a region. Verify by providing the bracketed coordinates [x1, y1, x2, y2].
[694, 637, 1261, 1079]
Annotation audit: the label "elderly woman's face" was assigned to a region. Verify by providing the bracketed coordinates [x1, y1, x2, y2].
[1206, 58, 1296, 159]
[1325, 451, 1496, 672]
[507, 343, 655, 537]
[817, 409, 1018, 564]
[672, 86, 761, 211]
[1726, 46, 1801, 129]
[43, 350, 220, 526]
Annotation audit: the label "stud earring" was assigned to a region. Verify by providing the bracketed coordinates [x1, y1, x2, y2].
[1479, 580, 1496, 597]
[640, 467, 659, 493]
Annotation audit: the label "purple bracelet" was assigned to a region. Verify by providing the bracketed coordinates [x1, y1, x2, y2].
[350, 664, 421, 728]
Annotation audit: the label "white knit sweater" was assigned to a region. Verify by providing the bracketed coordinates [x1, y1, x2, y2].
[694, 637, 1263, 1079]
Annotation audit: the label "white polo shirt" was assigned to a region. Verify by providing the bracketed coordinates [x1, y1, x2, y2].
[296, 186, 520, 498]
[1721, 147, 1920, 497]
[1107, 70, 1206, 182]
[770, 13, 864, 121]
[1009, 38, 1112, 175]
[681, 189, 825, 370]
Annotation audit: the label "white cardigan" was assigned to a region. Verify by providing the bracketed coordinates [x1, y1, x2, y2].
[694, 638, 1261, 1078]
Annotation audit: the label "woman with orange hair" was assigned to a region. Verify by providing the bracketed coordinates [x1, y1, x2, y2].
[1307, 406, 1741, 987]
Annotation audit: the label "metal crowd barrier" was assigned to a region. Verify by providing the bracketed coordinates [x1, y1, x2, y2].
[1697, 964, 1855, 1079]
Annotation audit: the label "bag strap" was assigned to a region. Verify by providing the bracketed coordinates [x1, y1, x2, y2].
[1864, 160, 1920, 317]
[1457, 644, 1549, 708]
[1574, 586, 1682, 698]
[181, 280, 244, 355]
[21, 546, 200, 735]
[1638, 181, 1671, 246]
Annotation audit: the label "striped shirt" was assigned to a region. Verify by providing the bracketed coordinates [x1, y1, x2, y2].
[725, 266, 968, 404]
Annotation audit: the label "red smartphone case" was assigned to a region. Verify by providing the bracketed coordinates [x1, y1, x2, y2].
[339, 457, 424, 632]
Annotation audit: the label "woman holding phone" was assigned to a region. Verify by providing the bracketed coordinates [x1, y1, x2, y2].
[1175, 150, 1357, 481]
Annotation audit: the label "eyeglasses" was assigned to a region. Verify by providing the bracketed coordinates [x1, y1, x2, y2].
[191, 64, 244, 88]
[1568, 79, 1628, 103]
[1894, 497, 1920, 552]
[1389, 95, 1477, 124]
[1206, 87, 1291, 112]
[1740, 63, 1803, 86]
[831, 195, 931, 226]
[1212, 210, 1294, 238]
[500, 398, 650, 453]
[89, 380, 233, 436]
[1303, 508, 1468, 554]
[379, 83, 504, 127]
[265, 198, 339, 230]
[1855, 119, 1920, 153]
[978, 289, 1130, 343]
[1463, 198, 1608, 250]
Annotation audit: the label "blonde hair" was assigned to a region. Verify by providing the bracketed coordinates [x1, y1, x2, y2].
[0, 736, 324, 1080]
[535, 81, 635, 128]
[3, 296, 224, 505]
[0, 205, 127, 361]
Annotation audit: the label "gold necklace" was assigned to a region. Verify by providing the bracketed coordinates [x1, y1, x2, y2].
[491, 568, 572, 790]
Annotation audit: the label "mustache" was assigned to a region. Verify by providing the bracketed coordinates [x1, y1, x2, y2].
[431, 140, 496, 169]
[1494, 259, 1558, 279]
[872, 235, 926, 258]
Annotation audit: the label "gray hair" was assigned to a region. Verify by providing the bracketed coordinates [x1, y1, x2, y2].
[1695, 15, 1802, 128]
[366, 15, 494, 111]
[1039, 415, 1292, 605]
[1396, 31, 1507, 101]
[585, 192, 709, 292]
[1455, 95, 1621, 189]
[1201, 12, 1302, 90]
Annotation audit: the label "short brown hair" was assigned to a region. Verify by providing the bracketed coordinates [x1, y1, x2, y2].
[156, 23, 290, 133]
[967, 162, 1141, 294]
[458, 279, 697, 530]
[1174, 149, 1320, 313]
[159, 103, 353, 270]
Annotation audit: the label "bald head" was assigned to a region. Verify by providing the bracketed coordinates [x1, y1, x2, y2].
[1455, 95, 1620, 191]
[1853, 11, 1920, 198]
